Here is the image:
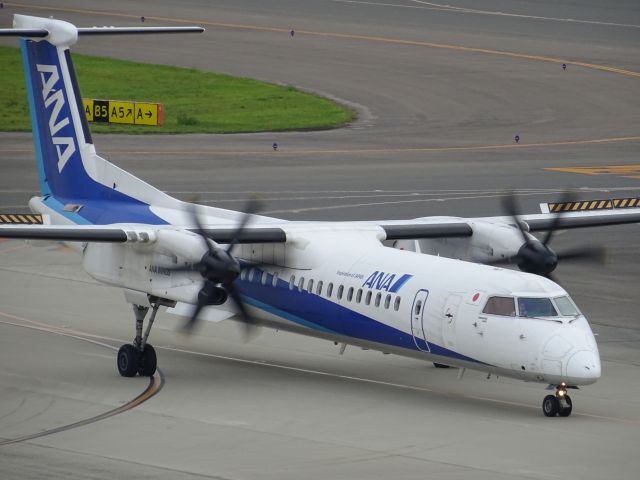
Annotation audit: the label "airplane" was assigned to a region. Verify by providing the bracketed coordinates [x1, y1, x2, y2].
[1, 14, 640, 418]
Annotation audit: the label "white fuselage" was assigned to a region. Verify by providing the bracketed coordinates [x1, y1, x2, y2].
[55, 203, 600, 388]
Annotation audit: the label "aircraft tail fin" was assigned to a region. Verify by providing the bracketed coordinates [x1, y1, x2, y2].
[17, 15, 95, 200]
[3, 15, 204, 224]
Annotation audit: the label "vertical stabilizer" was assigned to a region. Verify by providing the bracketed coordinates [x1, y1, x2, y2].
[16, 15, 98, 200]
[5, 15, 205, 225]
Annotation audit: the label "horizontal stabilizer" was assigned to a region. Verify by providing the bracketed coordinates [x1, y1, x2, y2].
[0, 28, 48, 37]
[0, 26, 204, 38]
[77, 27, 205, 35]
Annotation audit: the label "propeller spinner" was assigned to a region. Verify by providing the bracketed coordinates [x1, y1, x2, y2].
[173, 198, 263, 337]
[496, 192, 605, 279]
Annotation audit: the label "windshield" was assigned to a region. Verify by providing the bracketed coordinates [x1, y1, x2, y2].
[554, 296, 580, 316]
[517, 297, 558, 318]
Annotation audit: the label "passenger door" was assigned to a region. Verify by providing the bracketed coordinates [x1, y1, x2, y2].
[411, 289, 430, 352]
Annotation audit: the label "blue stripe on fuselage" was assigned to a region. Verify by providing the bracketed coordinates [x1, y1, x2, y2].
[237, 273, 484, 365]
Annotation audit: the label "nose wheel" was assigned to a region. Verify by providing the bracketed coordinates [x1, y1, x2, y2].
[542, 383, 573, 417]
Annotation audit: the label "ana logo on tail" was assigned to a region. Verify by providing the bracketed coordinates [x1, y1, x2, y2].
[37, 63, 76, 173]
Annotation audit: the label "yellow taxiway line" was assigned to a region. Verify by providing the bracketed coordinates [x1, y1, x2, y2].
[6, 2, 640, 79]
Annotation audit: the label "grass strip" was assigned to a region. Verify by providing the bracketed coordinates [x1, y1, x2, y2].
[0, 46, 352, 134]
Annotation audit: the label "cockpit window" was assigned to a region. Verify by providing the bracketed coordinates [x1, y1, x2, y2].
[482, 296, 516, 316]
[554, 296, 580, 317]
[517, 297, 557, 318]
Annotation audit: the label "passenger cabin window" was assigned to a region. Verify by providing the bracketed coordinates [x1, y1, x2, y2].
[307, 279, 314, 293]
[518, 297, 558, 318]
[248, 268, 255, 282]
[356, 289, 363, 304]
[384, 294, 391, 309]
[394, 296, 401, 311]
[482, 296, 516, 317]
[337, 285, 344, 300]
[316, 281, 323, 296]
[554, 296, 580, 317]
[289, 275, 295, 290]
[240, 269, 247, 281]
[347, 287, 354, 302]
[272, 273, 278, 288]
[327, 283, 333, 298]
[414, 300, 422, 315]
[261, 271, 268, 285]
[298, 277, 305, 292]
[375, 292, 382, 307]
[365, 291, 372, 305]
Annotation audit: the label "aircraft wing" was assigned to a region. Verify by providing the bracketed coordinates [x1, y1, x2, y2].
[521, 212, 640, 231]
[376, 196, 640, 240]
[0, 225, 135, 242]
[0, 224, 290, 244]
[1, 195, 638, 244]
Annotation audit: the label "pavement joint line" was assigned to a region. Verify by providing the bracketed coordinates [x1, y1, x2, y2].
[0, 317, 164, 447]
[5, 2, 640, 79]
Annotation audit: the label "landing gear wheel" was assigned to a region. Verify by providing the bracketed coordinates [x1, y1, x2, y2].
[433, 363, 451, 368]
[138, 344, 157, 377]
[558, 394, 573, 417]
[117, 344, 139, 377]
[543, 394, 560, 417]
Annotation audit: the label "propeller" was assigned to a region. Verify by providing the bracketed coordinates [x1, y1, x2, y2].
[172, 198, 263, 337]
[494, 192, 605, 278]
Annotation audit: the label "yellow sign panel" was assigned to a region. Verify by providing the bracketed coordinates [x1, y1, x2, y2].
[82, 99, 162, 126]
[83, 99, 94, 121]
[109, 101, 135, 124]
[134, 103, 161, 126]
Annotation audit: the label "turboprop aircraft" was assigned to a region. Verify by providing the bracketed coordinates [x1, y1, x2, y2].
[2, 14, 640, 417]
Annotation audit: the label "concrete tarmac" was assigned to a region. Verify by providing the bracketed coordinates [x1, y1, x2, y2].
[1, 1, 639, 478]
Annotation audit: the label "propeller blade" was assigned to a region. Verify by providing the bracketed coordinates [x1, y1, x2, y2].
[557, 245, 606, 264]
[226, 196, 263, 254]
[187, 203, 216, 257]
[167, 263, 201, 274]
[226, 282, 257, 341]
[542, 191, 576, 246]
[182, 280, 215, 333]
[502, 193, 530, 245]
[484, 257, 519, 267]
[184, 298, 205, 333]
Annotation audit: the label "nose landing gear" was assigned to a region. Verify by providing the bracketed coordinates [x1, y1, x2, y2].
[542, 383, 573, 417]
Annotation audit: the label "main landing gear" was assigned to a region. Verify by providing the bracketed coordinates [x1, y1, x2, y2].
[117, 297, 174, 377]
[542, 383, 573, 417]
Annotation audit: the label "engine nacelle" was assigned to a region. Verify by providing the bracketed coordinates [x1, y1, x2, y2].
[394, 218, 534, 264]
[82, 228, 212, 298]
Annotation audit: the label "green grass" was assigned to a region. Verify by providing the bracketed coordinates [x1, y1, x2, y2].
[0, 46, 353, 134]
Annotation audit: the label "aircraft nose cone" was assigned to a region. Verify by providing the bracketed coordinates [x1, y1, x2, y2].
[566, 350, 601, 384]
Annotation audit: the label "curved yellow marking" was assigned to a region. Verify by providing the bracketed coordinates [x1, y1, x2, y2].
[0, 314, 164, 446]
[7, 2, 640, 78]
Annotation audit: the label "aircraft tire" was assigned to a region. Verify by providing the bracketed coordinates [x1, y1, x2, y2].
[542, 394, 560, 417]
[558, 395, 573, 417]
[138, 344, 157, 377]
[117, 344, 139, 377]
